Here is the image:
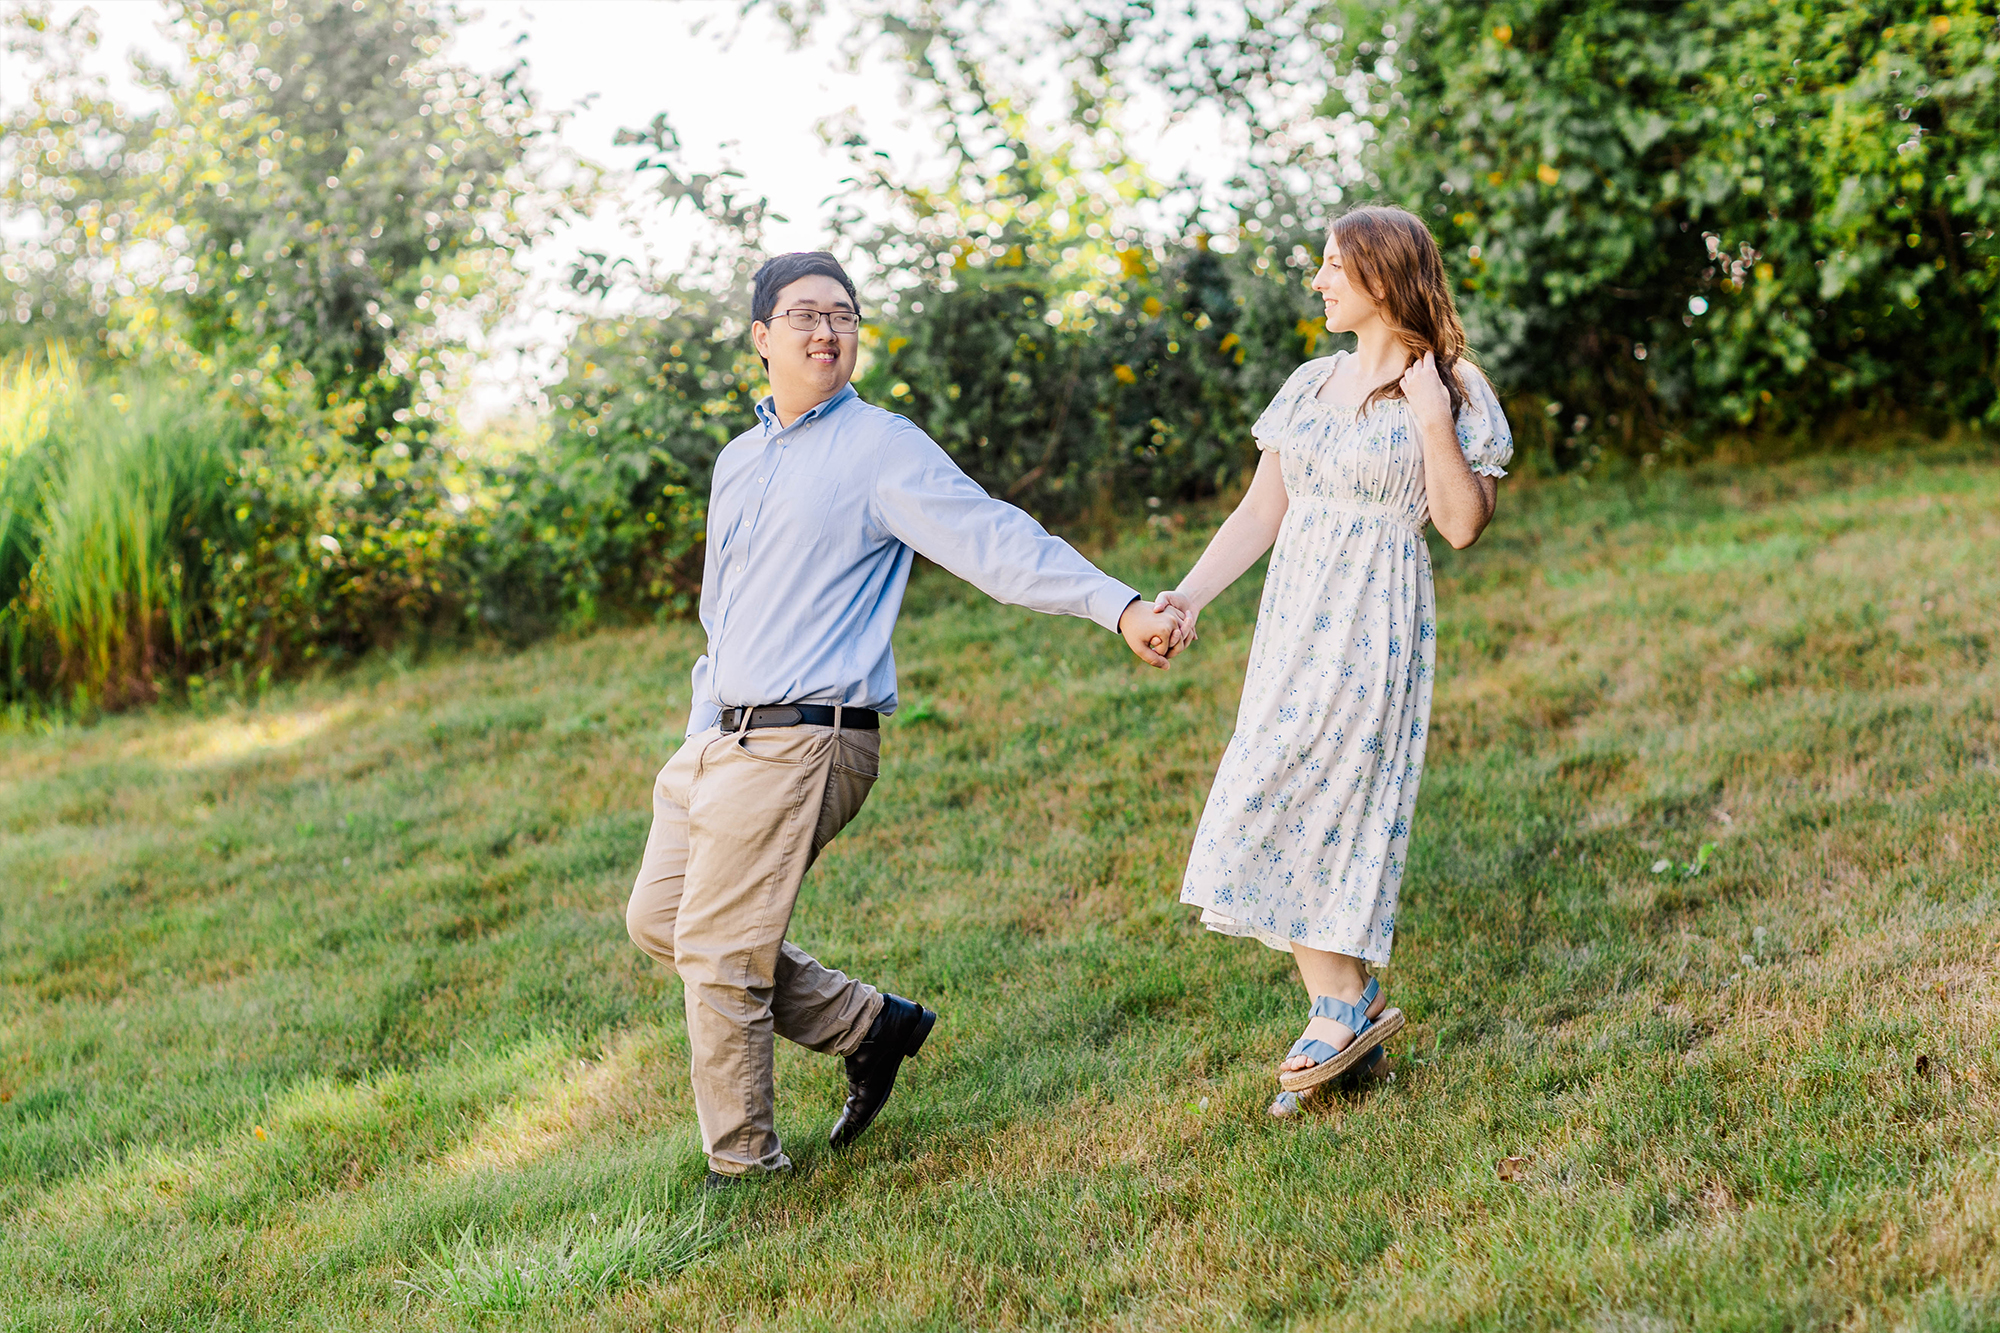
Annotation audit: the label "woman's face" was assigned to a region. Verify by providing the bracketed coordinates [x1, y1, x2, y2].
[1310, 234, 1381, 334]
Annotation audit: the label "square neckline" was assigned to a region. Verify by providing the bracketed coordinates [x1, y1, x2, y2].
[1304, 351, 1388, 415]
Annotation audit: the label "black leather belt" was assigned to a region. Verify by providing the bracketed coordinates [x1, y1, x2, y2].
[718, 704, 880, 733]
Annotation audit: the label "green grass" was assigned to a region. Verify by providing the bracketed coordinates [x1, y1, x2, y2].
[2, 443, 1997, 1330]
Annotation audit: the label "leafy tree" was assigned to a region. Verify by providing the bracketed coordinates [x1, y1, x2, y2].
[2, 0, 584, 438]
[0, 0, 602, 687]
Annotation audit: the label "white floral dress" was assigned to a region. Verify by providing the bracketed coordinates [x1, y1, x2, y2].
[1180, 353, 1513, 963]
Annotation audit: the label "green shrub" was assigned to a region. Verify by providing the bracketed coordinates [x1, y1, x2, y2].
[857, 245, 1317, 517]
[1174, 0, 2000, 460]
[465, 288, 759, 637]
[0, 345, 488, 710]
[0, 347, 246, 707]
[192, 387, 480, 678]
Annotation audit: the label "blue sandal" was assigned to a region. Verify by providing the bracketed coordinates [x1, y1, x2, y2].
[1277, 979, 1403, 1094]
[1277, 978, 1380, 1072]
[1268, 1049, 1392, 1116]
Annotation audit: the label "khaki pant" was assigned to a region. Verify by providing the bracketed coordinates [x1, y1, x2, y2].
[625, 723, 885, 1175]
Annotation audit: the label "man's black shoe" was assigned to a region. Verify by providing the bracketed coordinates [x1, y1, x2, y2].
[703, 1170, 739, 1192]
[829, 993, 937, 1149]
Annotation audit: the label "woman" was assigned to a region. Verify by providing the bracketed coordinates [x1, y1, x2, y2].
[1155, 205, 1512, 1116]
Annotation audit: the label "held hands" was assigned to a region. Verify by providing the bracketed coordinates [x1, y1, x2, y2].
[1151, 589, 1199, 652]
[1115, 589, 1203, 670]
[1118, 598, 1185, 669]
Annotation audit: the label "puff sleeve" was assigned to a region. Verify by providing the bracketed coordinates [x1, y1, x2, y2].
[1453, 365, 1514, 478]
[1252, 357, 1334, 453]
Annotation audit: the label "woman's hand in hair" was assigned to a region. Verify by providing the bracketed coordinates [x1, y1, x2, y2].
[1409, 355, 1498, 550]
[1399, 351, 1454, 433]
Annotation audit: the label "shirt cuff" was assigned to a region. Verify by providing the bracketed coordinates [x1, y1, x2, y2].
[686, 698, 721, 737]
[1091, 580, 1142, 634]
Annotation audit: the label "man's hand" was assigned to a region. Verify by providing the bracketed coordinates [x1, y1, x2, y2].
[1119, 598, 1183, 669]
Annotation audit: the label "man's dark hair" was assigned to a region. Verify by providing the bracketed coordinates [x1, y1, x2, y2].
[750, 251, 860, 327]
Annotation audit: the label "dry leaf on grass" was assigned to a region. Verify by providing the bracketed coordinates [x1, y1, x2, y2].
[1497, 1156, 1529, 1181]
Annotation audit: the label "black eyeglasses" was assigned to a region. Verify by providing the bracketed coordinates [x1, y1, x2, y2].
[765, 308, 861, 334]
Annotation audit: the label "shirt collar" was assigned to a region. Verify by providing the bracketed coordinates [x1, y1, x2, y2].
[754, 383, 857, 434]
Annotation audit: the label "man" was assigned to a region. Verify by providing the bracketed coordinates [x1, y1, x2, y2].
[625, 251, 1183, 1187]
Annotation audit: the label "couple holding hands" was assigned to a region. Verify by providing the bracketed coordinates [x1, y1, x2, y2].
[624, 204, 1514, 1185]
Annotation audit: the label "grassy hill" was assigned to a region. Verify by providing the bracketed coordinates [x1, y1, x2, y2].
[2, 444, 1997, 1331]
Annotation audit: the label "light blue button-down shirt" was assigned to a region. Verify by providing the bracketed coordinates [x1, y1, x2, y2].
[685, 385, 1139, 736]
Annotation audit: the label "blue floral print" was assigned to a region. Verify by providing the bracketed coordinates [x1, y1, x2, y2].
[1180, 352, 1513, 963]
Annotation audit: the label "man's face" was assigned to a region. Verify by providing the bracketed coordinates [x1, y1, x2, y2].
[751, 275, 859, 402]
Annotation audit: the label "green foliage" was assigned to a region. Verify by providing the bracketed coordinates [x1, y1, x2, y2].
[798, 0, 2000, 460]
[0, 346, 248, 706]
[468, 285, 760, 636]
[0, 344, 490, 709]
[194, 360, 484, 676]
[0, 0, 588, 705]
[858, 245, 1317, 515]
[2, 0, 580, 439]
[1167, 0, 2000, 459]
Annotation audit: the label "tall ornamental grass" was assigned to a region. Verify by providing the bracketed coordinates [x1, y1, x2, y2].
[0, 347, 247, 709]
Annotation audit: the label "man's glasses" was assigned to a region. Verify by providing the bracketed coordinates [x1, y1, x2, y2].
[766, 308, 861, 334]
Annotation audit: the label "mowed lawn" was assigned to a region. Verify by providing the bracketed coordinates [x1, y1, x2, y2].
[2, 444, 1998, 1331]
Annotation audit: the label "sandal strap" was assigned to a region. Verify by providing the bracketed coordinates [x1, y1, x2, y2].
[1308, 991, 1374, 1035]
[1288, 978, 1383, 1067]
[1287, 1037, 1339, 1065]
[1288, 1024, 1336, 1056]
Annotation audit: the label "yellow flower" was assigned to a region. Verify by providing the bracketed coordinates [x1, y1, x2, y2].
[253, 1125, 268, 1140]
[1142, 296, 1164, 318]
[1492, 23, 1512, 44]
[1113, 364, 1138, 385]
[1537, 163, 1560, 186]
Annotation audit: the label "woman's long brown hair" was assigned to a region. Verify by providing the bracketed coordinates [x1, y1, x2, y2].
[1328, 204, 1472, 421]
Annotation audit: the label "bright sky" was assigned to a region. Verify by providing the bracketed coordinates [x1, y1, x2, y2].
[0, 1, 922, 241]
[0, 1, 1252, 415]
